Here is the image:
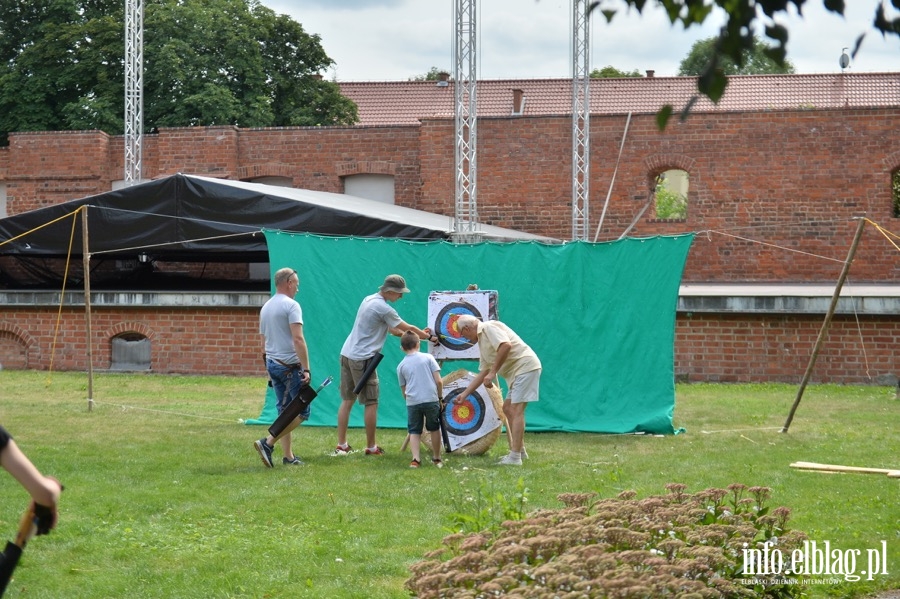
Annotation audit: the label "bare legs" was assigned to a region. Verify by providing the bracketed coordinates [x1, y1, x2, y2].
[503, 401, 527, 453]
[337, 399, 381, 451]
[336, 399, 354, 447]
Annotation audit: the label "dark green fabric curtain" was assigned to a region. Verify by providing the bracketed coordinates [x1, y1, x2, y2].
[263, 232, 693, 434]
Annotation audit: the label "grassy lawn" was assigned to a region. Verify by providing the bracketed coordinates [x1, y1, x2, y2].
[0, 371, 897, 598]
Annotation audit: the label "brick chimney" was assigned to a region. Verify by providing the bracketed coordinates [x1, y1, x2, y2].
[436, 71, 450, 87]
[646, 70, 655, 78]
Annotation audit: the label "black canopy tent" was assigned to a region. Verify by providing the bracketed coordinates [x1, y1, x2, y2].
[0, 174, 552, 288]
[0, 173, 551, 260]
[0, 174, 553, 403]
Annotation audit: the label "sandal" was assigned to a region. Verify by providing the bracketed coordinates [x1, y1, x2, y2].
[432, 458, 443, 468]
[409, 459, 421, 468]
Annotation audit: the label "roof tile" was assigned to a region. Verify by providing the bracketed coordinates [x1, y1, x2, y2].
[339, 73, 900, 126]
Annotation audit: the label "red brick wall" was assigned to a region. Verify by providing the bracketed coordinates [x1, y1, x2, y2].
[5, 131, 113, 213]
[235, 125, 424, 207]
[0, 147, 8, 181]
[676, 313, 899, 384]
[0, 308, 262, 376]
[1, 308, 895, 383]
[4, 124, 425, 213]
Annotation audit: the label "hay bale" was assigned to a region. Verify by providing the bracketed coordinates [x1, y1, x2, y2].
[423, 368, 507, 456]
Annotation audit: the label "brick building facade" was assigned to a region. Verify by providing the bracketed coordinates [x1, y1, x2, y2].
[1, 77, 898, 383]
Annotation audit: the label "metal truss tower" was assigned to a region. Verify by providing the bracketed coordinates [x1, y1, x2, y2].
[453, 0, 480, 243]
[571, 0, 591, 240]
[124, 0, 144, 186]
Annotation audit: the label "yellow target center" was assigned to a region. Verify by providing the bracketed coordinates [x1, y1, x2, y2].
[456, 405, 471, 419]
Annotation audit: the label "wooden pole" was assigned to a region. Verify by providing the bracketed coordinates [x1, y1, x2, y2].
[781, 217, 866, 433]
[81, 207, 95, 411]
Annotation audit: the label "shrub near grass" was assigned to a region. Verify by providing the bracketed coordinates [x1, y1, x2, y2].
[407, 483, 806, 598]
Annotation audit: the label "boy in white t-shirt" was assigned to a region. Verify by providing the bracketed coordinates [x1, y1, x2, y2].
[396, 331, 444, 468]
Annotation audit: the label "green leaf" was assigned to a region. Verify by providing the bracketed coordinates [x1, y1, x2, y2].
[656, 105, 673, 130]
[699, 69, 729, 104]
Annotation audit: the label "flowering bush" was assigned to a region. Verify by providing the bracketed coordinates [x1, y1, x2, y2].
[406, 483, 807, 598]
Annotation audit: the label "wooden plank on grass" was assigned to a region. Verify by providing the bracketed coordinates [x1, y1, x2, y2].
[790, 461, 900, 478]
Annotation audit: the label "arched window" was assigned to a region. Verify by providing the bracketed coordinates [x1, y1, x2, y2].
[110, 333, 151, 371]
[0, 330, 27, 369]
[654, 169, 688, 220]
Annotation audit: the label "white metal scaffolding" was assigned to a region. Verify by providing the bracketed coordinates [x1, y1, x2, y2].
[124, 0, 144, 186]
[571, 0, 591, 240]
[453, 0, 480, 243]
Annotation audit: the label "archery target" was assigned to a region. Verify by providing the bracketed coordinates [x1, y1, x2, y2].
[436, 302, 481, 352]
[440, 371, 502, 451]
[427, 291, 497, 360]
[443, 387, 486, 436]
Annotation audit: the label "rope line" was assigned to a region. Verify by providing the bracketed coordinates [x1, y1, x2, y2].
[844, 276, 872, 379]
[693, 216, 852, 234]
[697, 229, 845, 263]
[594, 112, 631, 241]
[863, 217, 900, 253]
[90, 400, 242, 424]
[91, 231, 259, 256]
[699, 427, 784, 434]
[0, 208, 82, 249]
[48, 208, 82, 378]
[81, 204, 269, 231]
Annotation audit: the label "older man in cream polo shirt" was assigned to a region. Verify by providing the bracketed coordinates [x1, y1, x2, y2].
[454, 314, 542, 466]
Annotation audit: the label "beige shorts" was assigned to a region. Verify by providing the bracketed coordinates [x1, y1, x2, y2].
[340, 355, 380, 406]
[507, 369, 541, 404]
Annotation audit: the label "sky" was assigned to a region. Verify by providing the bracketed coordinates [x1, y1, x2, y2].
[261, 1, 899, 82]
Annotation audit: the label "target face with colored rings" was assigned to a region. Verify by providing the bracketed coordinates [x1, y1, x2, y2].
[443, 388, 486, 436]
[435, 302, 483, 351]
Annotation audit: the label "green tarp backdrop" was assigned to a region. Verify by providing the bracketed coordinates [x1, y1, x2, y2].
[261, 231, 693, 435]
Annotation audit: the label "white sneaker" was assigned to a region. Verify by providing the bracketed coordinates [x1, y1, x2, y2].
[332, 444, 352, 456]
[497, 453, 523, 466]
[521, 447, 529, 460]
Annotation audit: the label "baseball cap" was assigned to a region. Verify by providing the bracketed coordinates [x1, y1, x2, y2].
[381, 274, 410, 293]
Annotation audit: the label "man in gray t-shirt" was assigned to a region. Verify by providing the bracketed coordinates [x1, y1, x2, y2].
[253, 267, 312, 468]
[334, 274, 435, 456]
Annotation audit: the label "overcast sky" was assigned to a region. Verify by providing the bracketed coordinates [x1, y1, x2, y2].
[261, 1, 898, 81]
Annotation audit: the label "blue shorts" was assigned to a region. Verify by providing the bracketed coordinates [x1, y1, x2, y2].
[407, 402, 441, 435]
[266, 359, 311, 421]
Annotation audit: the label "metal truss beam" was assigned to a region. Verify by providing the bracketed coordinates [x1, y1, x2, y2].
[571, 0, 591, 240]
[453, 0, 480, 243]
[124, 0, 144, 186]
